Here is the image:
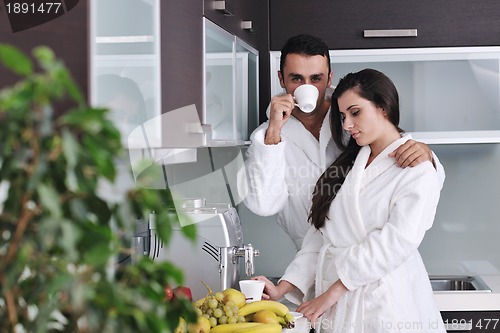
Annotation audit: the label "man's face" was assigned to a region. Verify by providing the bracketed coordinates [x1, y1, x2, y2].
[279, 53, 332, 113]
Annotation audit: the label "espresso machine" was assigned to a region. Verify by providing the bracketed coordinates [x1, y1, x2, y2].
[142, 198, 260, 300]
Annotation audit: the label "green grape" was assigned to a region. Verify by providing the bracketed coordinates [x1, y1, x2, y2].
[208, 298, 218, 309]
[219, 316, 228, 325]
[237, 315, 245, 323]
[228, 316, 238, 324]
[206, 309, 214, 316]
[195, 308, 203, 316]
[225, 300, 235, 308]
[209, 317, 218, 328]
[214, 292, 224, 301]
[232, 306, 239, 314]
[225, 309, 233, 317]
[213, 308, 223, 318]
[202, 314, 210, 319]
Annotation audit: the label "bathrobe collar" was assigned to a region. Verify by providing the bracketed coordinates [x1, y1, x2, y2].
[360, 134, 412, 190]
[339, 134, 412, 244]
[281, 110, 332, 170]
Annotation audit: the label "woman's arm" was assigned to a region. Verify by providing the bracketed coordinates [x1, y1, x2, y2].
[252, 276, 296, 301]
[297, 279, 348, 327]
[278, 226, 324, 304]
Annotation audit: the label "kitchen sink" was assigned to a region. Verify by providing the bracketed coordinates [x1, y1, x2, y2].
[429, 275, 491, 293]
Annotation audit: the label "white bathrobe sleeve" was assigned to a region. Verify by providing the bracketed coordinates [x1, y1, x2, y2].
[280, 226, 323, 304]
[242, 124, 289, 216]
[432, 151, 446, 191]
[334, 163, 441, 291]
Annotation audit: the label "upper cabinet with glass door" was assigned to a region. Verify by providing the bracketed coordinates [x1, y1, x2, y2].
[270, 47, 500, 144]
[89, 0, 161, 149]
[204, 18, 259, 146]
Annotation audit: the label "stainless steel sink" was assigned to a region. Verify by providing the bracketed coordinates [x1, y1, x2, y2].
[429, 275, 491, 293]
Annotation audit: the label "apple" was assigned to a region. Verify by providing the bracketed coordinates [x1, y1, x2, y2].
[164, 285, 174, 301]
[173, 286, 193, 301]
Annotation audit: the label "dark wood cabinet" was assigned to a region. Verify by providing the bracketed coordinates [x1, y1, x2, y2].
[203, 0, 268, 49]
[0, 1, 88, 103]
[160, 1, 204, 114]
[270, 0, 500, 50]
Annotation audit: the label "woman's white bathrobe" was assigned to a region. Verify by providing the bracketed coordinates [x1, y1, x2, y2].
[281, 136, 446, 333]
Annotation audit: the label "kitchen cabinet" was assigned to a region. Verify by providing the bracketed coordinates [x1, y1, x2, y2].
[270, 0, 500, 50]
[90, 0, 267, 148]
[89, 0, 204, 149]
[0, 1, 88, 105]
[204, 18, 259, 145]
[203, 0, 267, 51]
[90, 0, 163, 148]
[204, 0, 270, 126]
[270, 46, 500, 144]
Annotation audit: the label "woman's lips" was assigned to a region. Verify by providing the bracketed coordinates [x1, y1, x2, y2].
[351, 131, 360, 139]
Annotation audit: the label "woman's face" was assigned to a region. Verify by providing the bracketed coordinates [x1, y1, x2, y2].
[337, 89, 396, 148]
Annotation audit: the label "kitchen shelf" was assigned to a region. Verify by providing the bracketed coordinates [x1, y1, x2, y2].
[410, 131, 500, 145]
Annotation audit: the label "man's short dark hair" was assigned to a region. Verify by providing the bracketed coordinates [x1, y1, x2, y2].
[280, 34, 331, 75]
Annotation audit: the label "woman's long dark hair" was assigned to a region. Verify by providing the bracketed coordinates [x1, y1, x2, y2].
[308, 69, 403, 229]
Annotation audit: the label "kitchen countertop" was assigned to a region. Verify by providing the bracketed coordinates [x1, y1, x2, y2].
[434, 274, 500, 311]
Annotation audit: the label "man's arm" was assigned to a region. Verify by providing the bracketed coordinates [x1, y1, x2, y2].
[264, 94, 295, 144]
[388, 139, 445, 190]
[389, 139, 433, 168]
[240, 124, 289, 216]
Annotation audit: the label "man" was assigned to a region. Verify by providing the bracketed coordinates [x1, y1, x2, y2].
[242, 34, 444, 250]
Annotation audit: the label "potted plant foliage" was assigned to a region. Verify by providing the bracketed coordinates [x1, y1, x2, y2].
[0, 44, 197, 332]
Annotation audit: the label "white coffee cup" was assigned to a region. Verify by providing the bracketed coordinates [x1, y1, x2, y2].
[294, 84, 319, 113]
[239, 280, 265, 303]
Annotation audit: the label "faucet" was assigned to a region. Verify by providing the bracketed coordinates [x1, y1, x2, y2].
[234, 244, 260, 276]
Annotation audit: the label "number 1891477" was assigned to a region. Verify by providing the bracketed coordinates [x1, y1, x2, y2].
[6, 2, 62, 14]
[444, 318, 499, 331]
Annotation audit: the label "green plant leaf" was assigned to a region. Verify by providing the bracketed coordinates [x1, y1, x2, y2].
[32, 46, 55, 70]
[37, 184, 62, 218]
[181, 223, 196, 240]
[0, 43, 33, 76]
[62, 129, 79, 167]
[0, 45, 196, 332]
[57, 67, 84, 104]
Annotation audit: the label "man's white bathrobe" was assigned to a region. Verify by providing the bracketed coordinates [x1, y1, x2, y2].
[281, 136, 446, 333]
[243, 111, 340, 250]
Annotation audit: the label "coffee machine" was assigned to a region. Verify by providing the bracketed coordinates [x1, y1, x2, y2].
[144, 198, 260, 300]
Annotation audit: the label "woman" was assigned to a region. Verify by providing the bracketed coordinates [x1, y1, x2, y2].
[256, 69, 445, 333]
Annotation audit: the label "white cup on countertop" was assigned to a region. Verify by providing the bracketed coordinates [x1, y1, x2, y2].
[239, 279, 265, 303]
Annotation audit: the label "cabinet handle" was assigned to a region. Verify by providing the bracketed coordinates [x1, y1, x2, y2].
[364, 29, 417, 38]
[242, 20, 256, 34]
[214, 1, 234, 16]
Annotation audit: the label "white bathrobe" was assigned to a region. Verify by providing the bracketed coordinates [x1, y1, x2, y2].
[281, 136, 446, 333]
[242, 111, 340, 250]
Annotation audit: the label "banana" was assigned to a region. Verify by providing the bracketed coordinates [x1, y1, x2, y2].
[238, 300, 295, 329]
[234, 323, 282, 333]
[210, 322, 263, 333]
[238, 300, 289, 317]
